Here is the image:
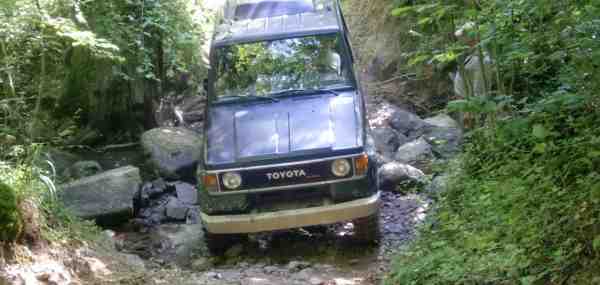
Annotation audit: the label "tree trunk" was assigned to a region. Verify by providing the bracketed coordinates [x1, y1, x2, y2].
[1, 41, 16, 97]
[30, 0, 46, 138]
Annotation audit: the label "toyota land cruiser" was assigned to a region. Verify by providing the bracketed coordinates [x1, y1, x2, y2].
[198, 0, 380, 253]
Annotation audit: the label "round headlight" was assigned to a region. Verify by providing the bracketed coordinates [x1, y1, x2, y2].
[222, 172, 242, 190]
[331, 159, 351, 177]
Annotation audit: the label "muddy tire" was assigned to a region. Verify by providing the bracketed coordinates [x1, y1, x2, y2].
[203, 226, 246, 255]
[353, 211, 381, 244]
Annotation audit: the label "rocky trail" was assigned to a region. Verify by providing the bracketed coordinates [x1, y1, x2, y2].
[110, 190, 430, 285]
[2, 71, 460, 284]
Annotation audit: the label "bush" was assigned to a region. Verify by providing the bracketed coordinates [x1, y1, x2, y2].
[387, 112, 600, 284]
[0, 183, 21, 242]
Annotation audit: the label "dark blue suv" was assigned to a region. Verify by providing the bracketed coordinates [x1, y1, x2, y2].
[198, 0, 380, 253]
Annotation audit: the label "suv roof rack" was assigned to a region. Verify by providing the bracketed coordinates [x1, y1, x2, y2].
[214, 0, 340, 46]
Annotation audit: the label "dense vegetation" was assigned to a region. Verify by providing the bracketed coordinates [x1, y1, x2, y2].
[0, 0, 210, 245]
[387, 0, 600, 283]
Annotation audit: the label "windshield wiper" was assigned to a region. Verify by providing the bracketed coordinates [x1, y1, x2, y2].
[219, 95, 279, 103]
[270, 88, 339, 97]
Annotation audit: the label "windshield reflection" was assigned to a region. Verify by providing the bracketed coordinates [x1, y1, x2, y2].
[213, 33, 350, 101]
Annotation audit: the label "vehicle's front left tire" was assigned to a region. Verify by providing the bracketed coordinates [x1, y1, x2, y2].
[202, 226, 246, 255]
[352, 210, 381, 244]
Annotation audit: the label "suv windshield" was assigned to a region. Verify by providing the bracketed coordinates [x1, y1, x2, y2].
[213, 33, 351, 101]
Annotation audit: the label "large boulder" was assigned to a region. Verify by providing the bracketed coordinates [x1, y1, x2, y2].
[141, 127, 203, 182]
[394, 137, 434, 169]
[424, 114, 459, 129]
[388, 107, 431, 140]
[59, 166, 141, 226]
[423, 127, 463, 159]
[370, 127, 408, 160]
[378, 162, 425, 192]
[422, 115, 463, 159]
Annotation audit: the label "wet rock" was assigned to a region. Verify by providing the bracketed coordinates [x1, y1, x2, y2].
[394, 138, 434, 168]
[378, 162, 425, 191]
[141, 127, 203, 182]
[59, 166, 141, 226]
[424, 114, 459, 129]
[64, 160, 103, 180]
[388, 107, 431, 139]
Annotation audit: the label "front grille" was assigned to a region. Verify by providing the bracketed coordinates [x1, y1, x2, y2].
[219, 159, 353, 191]
[252, 187, 329, 213]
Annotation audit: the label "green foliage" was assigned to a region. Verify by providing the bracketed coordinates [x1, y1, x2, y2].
[1, 0, 211, 141]
[0, 182, 21, 242]
[388, 0, 600, 283]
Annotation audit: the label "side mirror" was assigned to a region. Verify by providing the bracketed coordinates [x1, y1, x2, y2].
[203, 78, 208, 92]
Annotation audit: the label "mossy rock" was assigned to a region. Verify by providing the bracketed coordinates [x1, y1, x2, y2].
[0, 183, 21, 242]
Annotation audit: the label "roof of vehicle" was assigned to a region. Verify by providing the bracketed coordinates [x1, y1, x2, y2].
[213, 0, 342, 47]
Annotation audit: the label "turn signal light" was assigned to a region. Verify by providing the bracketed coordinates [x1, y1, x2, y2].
[354, 154, 369, 176]
[202, 174, 218, 192]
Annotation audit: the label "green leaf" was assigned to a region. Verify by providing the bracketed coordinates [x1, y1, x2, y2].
[593, 236, 600, 251]
[391, 6, 414, 17]
[532, 124, 548, 140]
[533, 143, 546, 154]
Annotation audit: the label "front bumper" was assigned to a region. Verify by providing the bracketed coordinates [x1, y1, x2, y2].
[201, 191, 380, 234]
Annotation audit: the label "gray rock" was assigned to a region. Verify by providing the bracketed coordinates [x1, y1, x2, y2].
[165, 197, 189, 221]
[287, 261, 310, 272]
[191, 257, 212, 271]
[152, 223, 204, 257]
[241, 277, 277, 285]
[424, 114, 459, 129]
[141, 127, 203, 182]
[309, 277, 325, 285]
[64, 160, 103, 180]
[59, 166, 141, 225]
[378, 162, 425, 191]
[174, 182, 197, 205]
[119, 253, 146, 271]
[423, 127, 463, 159]
[263, 266, 279, 274]
[388, 107, 431, 139]
[394, 138, 434, 168]
[293, 268, 316, 281]
[371, 127, 407, 159]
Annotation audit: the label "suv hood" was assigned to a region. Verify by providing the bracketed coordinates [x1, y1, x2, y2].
[206, 91, 362, 166]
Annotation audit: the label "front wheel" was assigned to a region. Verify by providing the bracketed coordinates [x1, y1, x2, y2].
[353, 211, 381, 244]
[202, 226, 246, 255]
